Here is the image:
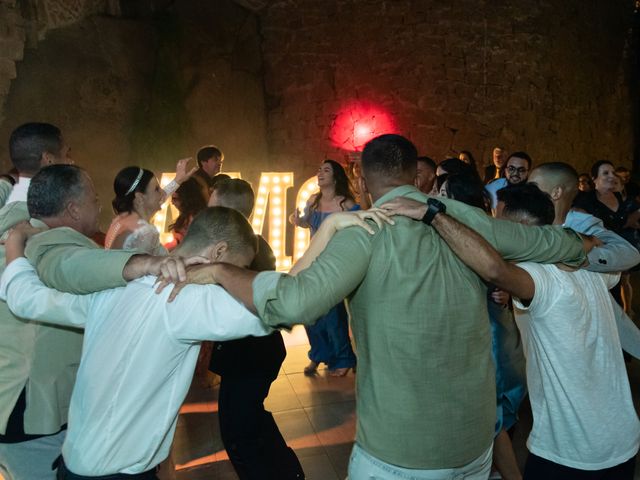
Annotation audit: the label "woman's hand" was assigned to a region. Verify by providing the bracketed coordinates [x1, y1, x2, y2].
[289, 208, 305, 227]
[174, 158, 198, 185]
[320, 208, 395, 235]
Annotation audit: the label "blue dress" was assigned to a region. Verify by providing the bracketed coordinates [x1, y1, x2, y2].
[304, 206, 358, 370]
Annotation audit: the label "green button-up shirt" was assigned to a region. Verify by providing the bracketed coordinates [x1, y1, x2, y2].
[254, 185, 585, 469]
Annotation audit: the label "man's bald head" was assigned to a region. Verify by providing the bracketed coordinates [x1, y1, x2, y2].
[527, 162, 579, 203]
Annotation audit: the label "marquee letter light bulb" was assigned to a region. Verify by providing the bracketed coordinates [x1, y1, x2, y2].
[158, 170, 298, 271]
[252, 172, 294, 270]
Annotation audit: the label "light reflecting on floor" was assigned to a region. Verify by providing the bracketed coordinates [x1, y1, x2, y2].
[174, 329, 357, 480]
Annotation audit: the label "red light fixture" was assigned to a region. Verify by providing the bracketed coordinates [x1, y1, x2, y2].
[329, 101, 397, 152]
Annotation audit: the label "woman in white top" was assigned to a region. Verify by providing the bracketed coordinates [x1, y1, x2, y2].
[105, 158, 194, 255]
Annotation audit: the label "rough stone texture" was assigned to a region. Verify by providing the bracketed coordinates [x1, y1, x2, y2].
[259, 0, 636, 176]
[0, 0, 118, 125]
[0, 0, 269, 229]
[0, 0, 26, 124]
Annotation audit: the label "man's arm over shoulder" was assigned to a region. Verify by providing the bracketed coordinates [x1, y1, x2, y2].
[254, 226, 373, 328]
[0, 258, 93, 327]
[25, 228, 138, 294]
[440, 197, 586, 266]
[566, 211, 640, 272]
[431, 212, 535, 302]
[381, 195, 585, 267]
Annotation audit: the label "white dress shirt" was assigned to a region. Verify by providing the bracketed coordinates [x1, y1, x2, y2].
[5, 177, 30, 204]
[0, 258, 272, 476]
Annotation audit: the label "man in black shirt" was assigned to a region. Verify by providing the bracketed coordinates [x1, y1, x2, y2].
[208, 178, 304, 479]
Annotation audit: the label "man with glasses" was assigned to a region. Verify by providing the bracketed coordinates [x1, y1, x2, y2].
[486, 151, 532, 210]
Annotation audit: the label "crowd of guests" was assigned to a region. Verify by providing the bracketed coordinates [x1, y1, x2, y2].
[0, 122, 638, 480]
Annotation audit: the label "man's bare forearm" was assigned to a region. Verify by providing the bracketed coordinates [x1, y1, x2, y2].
[215, 263, 259, 313]
[122, 254, 155, 281]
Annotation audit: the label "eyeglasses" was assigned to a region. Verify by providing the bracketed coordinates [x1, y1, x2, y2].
[506, 166, 528, 175]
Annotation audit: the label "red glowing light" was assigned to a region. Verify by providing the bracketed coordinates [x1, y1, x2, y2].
[329, 101, 397, 152]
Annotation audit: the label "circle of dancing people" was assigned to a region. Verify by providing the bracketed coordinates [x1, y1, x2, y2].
[0, 123, 640, 480]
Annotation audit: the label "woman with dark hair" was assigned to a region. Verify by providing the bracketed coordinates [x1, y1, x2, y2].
[574, 160, 640, 314]
[578, 173, 594, 192]
[459, 150, 478, 174]
[290, 159, 358, 376]
[435, 158, 483, 197]
[573, 160, 638, 233]
[105, 158, 194, 255]
[443, 173, 491, 212]
[169, 177, 209, 246]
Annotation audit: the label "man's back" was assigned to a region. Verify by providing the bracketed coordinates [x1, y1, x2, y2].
[513, 263, 640, 470]
[347, 212, 495, 469]
[256, 189, 497, 468]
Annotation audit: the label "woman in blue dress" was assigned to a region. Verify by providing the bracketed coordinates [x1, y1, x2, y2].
[290, 159, 358, 376]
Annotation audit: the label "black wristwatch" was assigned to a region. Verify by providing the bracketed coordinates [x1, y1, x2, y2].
[421, 198, 446, 225]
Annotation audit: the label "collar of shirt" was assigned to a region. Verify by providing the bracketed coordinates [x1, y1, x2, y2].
[373, 184, 425, 207]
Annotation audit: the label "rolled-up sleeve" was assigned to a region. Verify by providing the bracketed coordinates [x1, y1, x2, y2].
[254, 227, 372, 328]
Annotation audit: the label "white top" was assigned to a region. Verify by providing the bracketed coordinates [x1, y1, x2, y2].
[0, 258, 272, 475]
[512, 262, 640, 470]
[5, 176, 29, 204]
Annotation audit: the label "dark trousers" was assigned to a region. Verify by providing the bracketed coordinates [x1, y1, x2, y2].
[524, 453, 636, 480]
[218, 375, 304, 479]
[56, 457, 158, 480]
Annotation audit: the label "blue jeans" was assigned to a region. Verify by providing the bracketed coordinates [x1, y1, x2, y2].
[348, 443, 492, 480]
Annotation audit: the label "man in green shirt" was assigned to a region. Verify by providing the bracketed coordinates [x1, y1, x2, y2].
[184, 134, 587, 479]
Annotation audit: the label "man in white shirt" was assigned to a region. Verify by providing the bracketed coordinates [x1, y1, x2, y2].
[0, 206, 273, 479]
[429, 183, 640, 479]
[4, 123, 72, 206]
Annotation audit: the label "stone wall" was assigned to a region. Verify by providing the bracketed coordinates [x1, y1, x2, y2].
[259, 0, 636, 177]
[0, 0, 269, 228]
[0, 0, 120, 124]
[0, 0, 26, 125]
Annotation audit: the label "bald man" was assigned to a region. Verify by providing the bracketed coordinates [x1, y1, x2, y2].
[527, 162, 640, 358]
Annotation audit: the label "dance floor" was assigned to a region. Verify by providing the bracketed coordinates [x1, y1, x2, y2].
[4, 327, 640, 479]
[174, 326, 356, 479]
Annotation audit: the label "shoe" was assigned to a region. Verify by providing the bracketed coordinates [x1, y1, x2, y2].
[304, 361, 319, 375]
[328, 367, 350, 377]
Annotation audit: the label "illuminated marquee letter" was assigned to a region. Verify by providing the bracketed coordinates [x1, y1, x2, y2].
[251, 172, 294, 270]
